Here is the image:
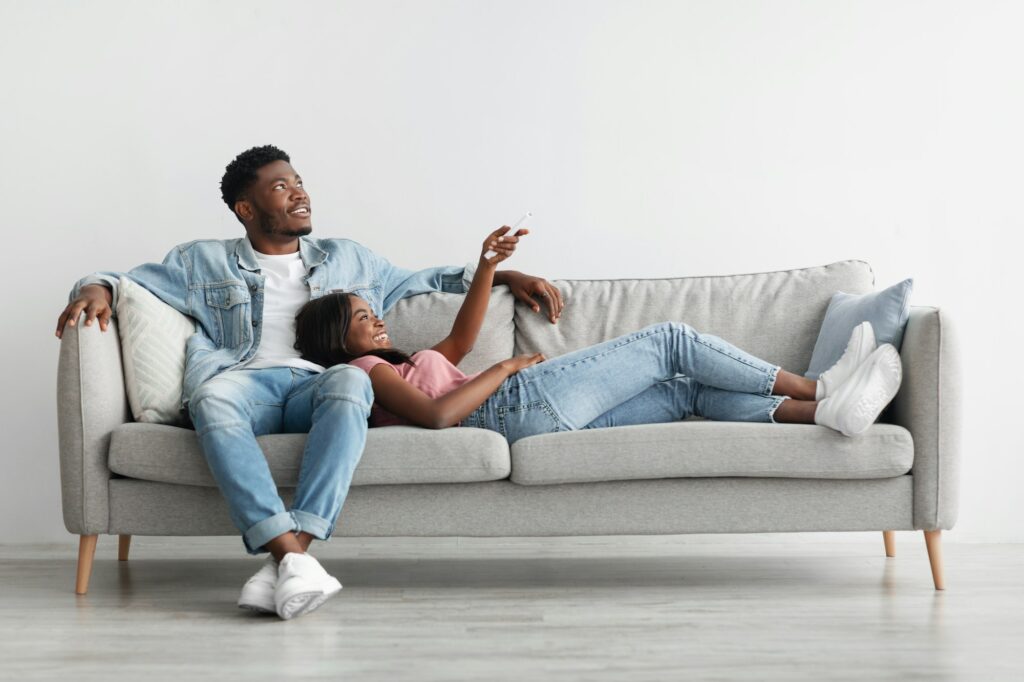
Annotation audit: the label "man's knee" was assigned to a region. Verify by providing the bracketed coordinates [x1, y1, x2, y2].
[316, 365, 373, 408]
[189, 375, 252, 422]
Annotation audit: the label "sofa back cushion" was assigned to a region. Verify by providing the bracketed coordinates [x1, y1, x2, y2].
[111, 282, 514, 426]
[513, 260, 874, 374]
[384, 285, 515, 374]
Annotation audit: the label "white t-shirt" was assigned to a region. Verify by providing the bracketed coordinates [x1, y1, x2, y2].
[242, 248, 324, 373]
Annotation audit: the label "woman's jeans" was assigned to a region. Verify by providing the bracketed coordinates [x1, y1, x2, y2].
[460, 322, 785, 444]
[188, 365, 373, 555]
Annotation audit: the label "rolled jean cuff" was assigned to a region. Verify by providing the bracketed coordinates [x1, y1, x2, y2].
[243, 511, 299, 556]
[767, 395, 789, 424]
[291, 509, 333, 541]
[762, 365, 781, 397]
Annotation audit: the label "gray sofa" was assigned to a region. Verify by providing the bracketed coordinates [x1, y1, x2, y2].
[57, 260, 961, 594]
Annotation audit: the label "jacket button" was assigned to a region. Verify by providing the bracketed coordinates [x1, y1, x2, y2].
[252, 320, 258, 327]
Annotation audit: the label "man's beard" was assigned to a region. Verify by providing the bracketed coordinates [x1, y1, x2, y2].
[254, 205, 312, 238]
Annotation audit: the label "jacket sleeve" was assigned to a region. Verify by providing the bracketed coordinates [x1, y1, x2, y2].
[372, 248, 475, 315]
[69, 245, 193, 315]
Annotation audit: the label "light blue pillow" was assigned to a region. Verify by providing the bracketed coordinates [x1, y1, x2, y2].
[804, 278, 913, 380]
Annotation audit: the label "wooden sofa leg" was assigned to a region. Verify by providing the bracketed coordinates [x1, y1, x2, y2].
[118, 535, 131, 561]
[924, 530, 945, 590]
[76, 534, 98, 595]
[882, 531, 896, 557]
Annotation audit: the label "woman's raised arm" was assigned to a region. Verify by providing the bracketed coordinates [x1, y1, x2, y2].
[431, 226, 528, 366]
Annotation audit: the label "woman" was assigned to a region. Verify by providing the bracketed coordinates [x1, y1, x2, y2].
[293, 227, 902, 442]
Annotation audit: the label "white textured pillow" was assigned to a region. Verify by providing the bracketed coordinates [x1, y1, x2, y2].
[115, 276, 195, 425]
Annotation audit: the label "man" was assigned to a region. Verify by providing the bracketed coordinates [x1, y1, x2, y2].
[55, 145, 564, 620]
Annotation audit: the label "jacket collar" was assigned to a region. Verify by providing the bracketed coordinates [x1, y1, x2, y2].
[298, 236, 328, 270]
[235, 238, 260, 272]
[235, 236, 327, 273]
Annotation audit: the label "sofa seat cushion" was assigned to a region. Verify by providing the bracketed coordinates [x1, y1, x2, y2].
[509, 422, 914, 485]
[109, 423, 511, 487]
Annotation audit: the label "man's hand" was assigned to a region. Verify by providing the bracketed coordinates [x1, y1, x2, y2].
[56, 284, 113, 338]
[494, 270, 564, 323]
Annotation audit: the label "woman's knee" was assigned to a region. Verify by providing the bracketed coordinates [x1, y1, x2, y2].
[646, 321, 694, 337]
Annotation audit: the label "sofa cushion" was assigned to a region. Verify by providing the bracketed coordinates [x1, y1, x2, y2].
[509, 421, 914, 485]
[109, 423, 511, 487]
[115, 276, 195, 425]
[805, 278, 914, 380]
[514, 260, 875, 377]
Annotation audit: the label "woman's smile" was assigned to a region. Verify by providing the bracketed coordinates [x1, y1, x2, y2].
[343, 296, 394, 353]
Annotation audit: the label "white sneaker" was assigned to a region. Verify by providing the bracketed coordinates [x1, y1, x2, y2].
[816, 321, 877, 400]
[274, 552, 342, 621]
[237, 557, 278, 614]
[814, 344, 902, 437]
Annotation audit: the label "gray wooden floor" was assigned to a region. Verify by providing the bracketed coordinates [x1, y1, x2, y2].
[1, 535, 1022, 681]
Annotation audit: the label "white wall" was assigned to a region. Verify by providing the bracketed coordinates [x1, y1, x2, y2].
[1, 0, 1020, 544]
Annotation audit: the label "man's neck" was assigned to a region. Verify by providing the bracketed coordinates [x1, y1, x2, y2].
[246, 232, 300, 256]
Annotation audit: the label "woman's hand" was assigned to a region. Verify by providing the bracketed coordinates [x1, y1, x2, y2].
[498, 353, 546, 375]
[480, 225, 529, 267]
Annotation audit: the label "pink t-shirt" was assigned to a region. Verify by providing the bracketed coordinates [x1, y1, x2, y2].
[348, 350, 482, 427]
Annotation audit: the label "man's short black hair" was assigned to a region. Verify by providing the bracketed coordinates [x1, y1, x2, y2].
[220, 145, 291, 212]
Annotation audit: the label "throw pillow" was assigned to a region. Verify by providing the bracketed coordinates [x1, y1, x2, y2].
[115, 276, 195, 425]
[804, 278, 913, 380]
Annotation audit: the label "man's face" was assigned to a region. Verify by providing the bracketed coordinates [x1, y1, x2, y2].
[241, 160, 312, 238]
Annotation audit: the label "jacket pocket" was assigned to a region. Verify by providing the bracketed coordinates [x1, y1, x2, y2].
[204, 282, 251, 348]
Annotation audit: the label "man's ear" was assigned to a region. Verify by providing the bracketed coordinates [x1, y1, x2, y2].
[234, 199, 254, 223]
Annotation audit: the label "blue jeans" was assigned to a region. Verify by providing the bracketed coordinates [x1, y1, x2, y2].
[460, 322, 785, 444]
[188, 365, 373, 555]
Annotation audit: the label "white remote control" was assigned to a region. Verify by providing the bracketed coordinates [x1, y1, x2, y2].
[485, 211, 533, 259]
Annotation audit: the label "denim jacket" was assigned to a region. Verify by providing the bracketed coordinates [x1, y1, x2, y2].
[71, 236, 473, 406]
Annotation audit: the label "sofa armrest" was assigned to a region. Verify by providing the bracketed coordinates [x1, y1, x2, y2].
[56, 314, 131, 535]
[888, 306, 962, 530]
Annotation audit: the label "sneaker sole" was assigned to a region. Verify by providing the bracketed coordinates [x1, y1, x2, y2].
[839, 345, 902, 436]
[276, 577, 343, 620]
[278, 590, 329, 620]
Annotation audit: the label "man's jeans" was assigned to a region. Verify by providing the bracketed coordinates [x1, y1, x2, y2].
[188, 365, 372, 555]
[461, 322, 785, 444]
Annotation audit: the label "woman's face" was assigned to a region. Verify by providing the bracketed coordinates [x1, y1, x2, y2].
[344, 296, 392, 355]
